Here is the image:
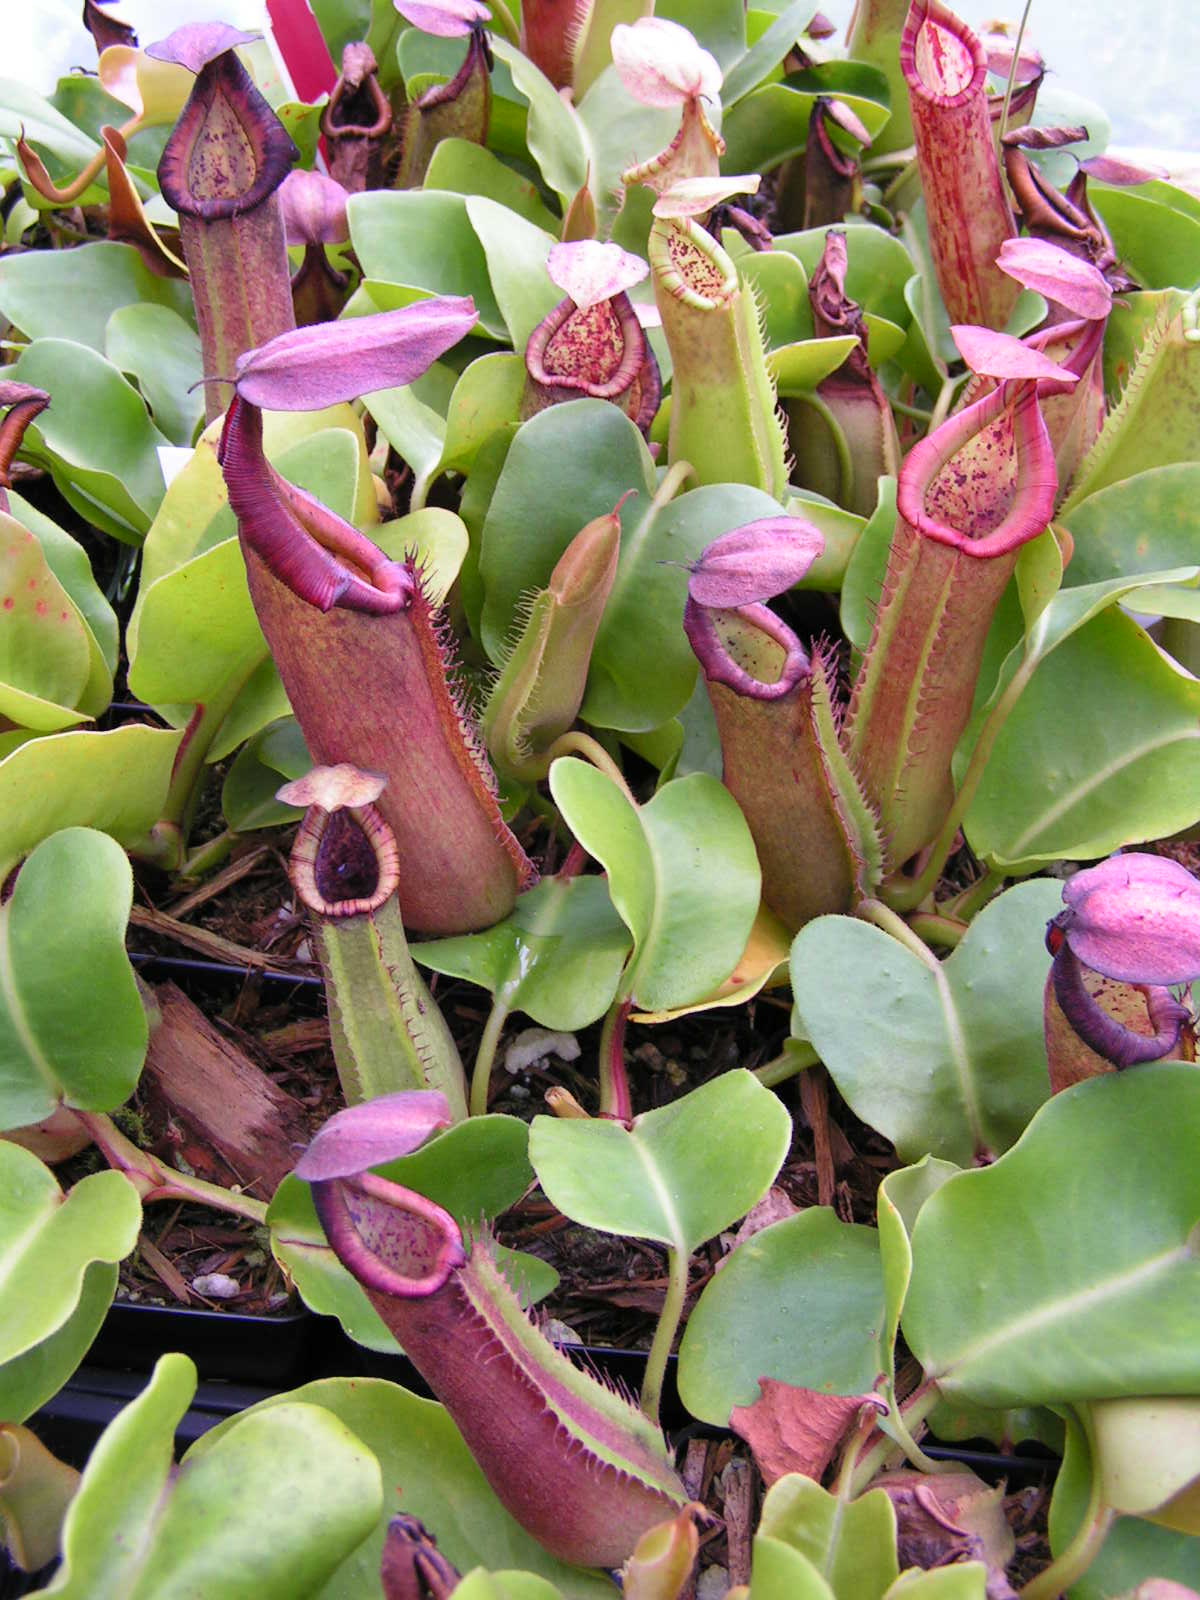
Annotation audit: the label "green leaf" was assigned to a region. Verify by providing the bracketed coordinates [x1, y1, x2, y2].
[1060, 464, 1200, 583]
[0, 511, 93, 731]
[0, 829, 147, 1128]
[0, 78, 101, 168]
[128, 536, 263, 711]
[791, 881, 1064, 1164]
[466, 196, 559, 351]
[529, 1070, 791, 1258]
[924, 1396, 1064, 1454]
[8, 491, 118, 677]
[221, 717, 310, 833]
[436, 352, 526, 482]
[1090, 187, 1200, 290]
[0, 242, 193, 355]
[550, 760, 761, 1011]
[958, 560, 1199, 778]
[347, 189, 507, 339]
[721, 1, 827, 104]
[839, 476, 897, 652]
[481, 406, 790, 731]
[378, 1114, 535, 1223]
[1047, 1407, 1200, 1600]
[480, 401, 653, 659]
[364, 373, 450, 505]
[454, 1572, 564, 1600]
[1014, 527, 1065, 638]
[489, 39, 590, 209]
[189, 1378, 615, 1600]
[0, 1259, 120, 1423]
[0, 1144, 141, 1412]
[739, 249, 812, 350]
[276, 100, 325, 168]
[750, 1535, 836, 1600]
[877, 1157, 959, 1401]
[377, 506, 468, 602]
[656, 0, 745, 66]
[0, 725, 183, 879]
[133, 436, 229, 586]
[105, 303, 205, 448]
[721, 63, 892, 173]
[789, 488, 867, 591]
[965, 606, 1200, 870]
[769, 337, 860, 395]
[904, 1064, 1200, 1408]
[883, 1569, 987, 1598]
[8, 339, 168, 544]
[1088, 1395, 1200, 1527]
[424, 138, 561, 232]
[678, 1207, 886, 1425]
[413, 875, 632, 1031]
[45, 1354, 382, 1600]
[758, 1475, 899, 1600]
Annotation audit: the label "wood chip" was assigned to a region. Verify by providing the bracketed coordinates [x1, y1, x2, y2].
[129, 905, 313, 974]
[141, 982, 312, 1194]
[800, 1064, 836, 1207]
[167, 844, 273, 919]
[137, 1235, 193, 1305]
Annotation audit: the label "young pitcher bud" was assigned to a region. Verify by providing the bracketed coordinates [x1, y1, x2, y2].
[482, 503, 622, 782]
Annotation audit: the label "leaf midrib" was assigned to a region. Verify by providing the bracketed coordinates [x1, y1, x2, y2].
[0, 901, 57, 1101]
[935, 1241, 1192, 1382]
[1007, 725, 1200, 855]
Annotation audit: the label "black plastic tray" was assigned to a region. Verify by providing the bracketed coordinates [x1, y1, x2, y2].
[87, 1301, 316, 1387]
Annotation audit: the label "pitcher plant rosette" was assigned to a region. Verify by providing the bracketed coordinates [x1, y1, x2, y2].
[0, 0, 1199, 1595]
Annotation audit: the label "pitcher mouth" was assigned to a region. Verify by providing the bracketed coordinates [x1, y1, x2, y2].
[896, 380, 1057, 559]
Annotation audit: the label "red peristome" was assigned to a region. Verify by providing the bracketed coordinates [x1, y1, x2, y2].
[0, 385, 50, 493]
[311, 1174, 466, 1297]
[219, 397, 411, 614]
[527, 293, 648, 397]
[901, 0, 1017, 329]
[897, 379, 1056, 558]
[157, 49, 298, 221]
[289, 801, 400, 916]
[525, 291, 661, 432]
[321, 42, 392, 191]
[1051, 944, 1189, 1068]
[684, 597, 810, 700]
